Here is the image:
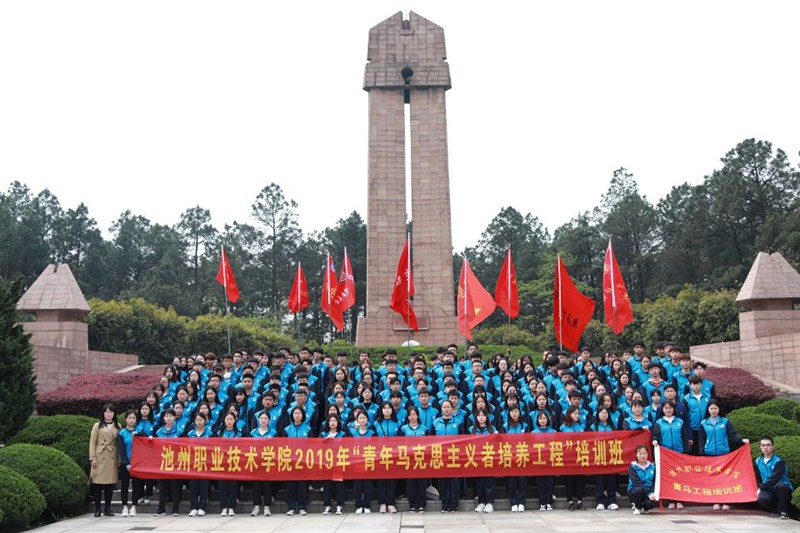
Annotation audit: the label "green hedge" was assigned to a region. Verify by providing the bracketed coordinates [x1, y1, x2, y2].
[750, 436, 800, 490]
[793, 487, 800, 514]
[728, 407, 800, 443]
[753, 398, 800, 424]
[9, 415, 97, 474]
[0, 464, 46, 528]
[0, 444, 88, 516]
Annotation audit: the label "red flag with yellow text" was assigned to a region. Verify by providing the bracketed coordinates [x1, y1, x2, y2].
[334, 248, 356, 312]
[320, 254, 344, 331]
[458, 258, 496, 340]
[603, 240, 634, 334]
[495, 248, 519, 318]
[288, 262, 308, 314]
[390, 238, 418, 330]
[553, 255, 595, 352]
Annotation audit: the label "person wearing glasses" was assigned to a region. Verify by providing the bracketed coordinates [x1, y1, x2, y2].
[755, 436, 793, 520]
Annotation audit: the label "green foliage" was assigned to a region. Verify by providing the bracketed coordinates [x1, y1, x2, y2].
[9, 415, 96, 474]
[0, 444, 88, 515]
[793, 486, 800, 513]
[753, 398, 800, 424]
[750, 436, 800, 490]
[0, 464, 46, 528]
[186, 313, 293, 355]
[0, 277, 37, 443]
[471, 325, 539, 347]
[729, 407, 800, 442]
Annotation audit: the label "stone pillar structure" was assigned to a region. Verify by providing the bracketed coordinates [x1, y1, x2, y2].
[356, 12, 459, 346]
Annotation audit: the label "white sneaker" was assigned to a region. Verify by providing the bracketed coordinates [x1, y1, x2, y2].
[228, 509, 235, 516]
[484, 503, 494, 513]
[335, 506, 342, 515]
[540, 505, 547, 511]
[608, 503, 619, 510]
[633, 508, 641, 515]
[355, 507, 363, 514]
[475, 503, 485, 513]
[188, 509, 198, 517]
[121, 506, 129, 517]
[596, 503, 606, 511]
[299, 509, 307, 516]
[220, 508, 228, 517]
[322, 506, 331, 515]
[197, 509, 206, 516]
[546, 504, 553, 511]
[380, 504, 387, 513]
[518, 504, 525, 512]
[251, 506, 260, 516]
[129, 506, 136, 517]
[511, 504, 518, 512]
[263, 506, 271, 516]
[364, 508, 371, 514]
[286, 509, 295, 516]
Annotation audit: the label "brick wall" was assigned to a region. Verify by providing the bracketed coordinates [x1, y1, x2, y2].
[32, 345, 139, 394]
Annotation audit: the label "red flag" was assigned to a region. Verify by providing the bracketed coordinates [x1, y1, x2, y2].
[288, 262, 309, 314]
[390, 237, 418, 330]
[321, 254, 344, 331]
[553, 255, 595, 352]
[603, 240, 634, 334]
[457, 258, 497, 340]
[495, 248, 519, 318]
[334, 247, 356, 312]
[215, 245, 240, 303]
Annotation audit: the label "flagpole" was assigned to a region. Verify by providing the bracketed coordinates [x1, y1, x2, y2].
[220, 245, 232, 355]
[557, 254, 563, 352]
[343, 248, 352, 344]
[295, 262, 302, 351]
[326, 252, 333, 344]
[506, 247, 512, 354]
[463, 256, 470, 354]
[406, 233, 412, 347]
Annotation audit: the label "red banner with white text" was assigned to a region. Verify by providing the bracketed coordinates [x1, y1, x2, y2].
[654, 445, 758, 503]
[131, 431, 650, 480]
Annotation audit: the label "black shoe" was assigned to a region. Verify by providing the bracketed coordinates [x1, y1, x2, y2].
[568, 500, 575, 511]
[94, 509, 102, 517]
[576, 500, 584, 510]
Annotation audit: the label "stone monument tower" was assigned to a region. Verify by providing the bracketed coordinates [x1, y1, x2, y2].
[356, 11, 460, 346]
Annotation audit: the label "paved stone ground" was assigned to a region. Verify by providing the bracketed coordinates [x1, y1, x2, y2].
[27, 507, 796, 533]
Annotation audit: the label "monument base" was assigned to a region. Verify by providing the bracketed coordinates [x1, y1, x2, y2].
[356, 307, 460, 347]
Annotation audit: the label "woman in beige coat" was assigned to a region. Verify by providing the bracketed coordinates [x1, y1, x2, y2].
[89, 403, 120, 517]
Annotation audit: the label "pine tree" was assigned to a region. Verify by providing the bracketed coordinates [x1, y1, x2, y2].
[0, 278, 37, 442]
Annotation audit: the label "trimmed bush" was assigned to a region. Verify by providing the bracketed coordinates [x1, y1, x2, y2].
[793, 487, 800, 514]
[9, 414, 96, 473]
[753, 398, 800, 424]
[729, 407, 800, 442]
[37, 371, 156, 417]
[750, 436, 800, 489]
[0, 443, 88, 516]
[706, 367, 775, 412]
[0, 464, 46, 528]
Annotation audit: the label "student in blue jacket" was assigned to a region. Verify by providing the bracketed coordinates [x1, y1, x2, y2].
[627, 445, 657, 514]
[186, 413, 212, 517]
[320, 414, 346, 516]
[350, 408, 375, 514]
[433, 400, 464, 512]
[374, 402, 401, 513]
[216, 412, 241, 516]
[503, 405, 529, 512]
[400, 407, 429, 513]
[117, 409, 140, 517]
[282, 406, 314, 515]
[651, 400, 689, 509]
[471, 409, 497, 513]
[152, 408, 181, 516]
[559, 405, 586, 511]
[591, 407, 619, 510]
[249, 411, 276, 517]
[533, 411, 556, 511]
[755, 436, 793, 519]
[698, 400, 748, 511]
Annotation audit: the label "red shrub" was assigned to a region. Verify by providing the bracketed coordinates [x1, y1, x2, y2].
[706, 366, 776, 413]
[37, 371, 159, 417]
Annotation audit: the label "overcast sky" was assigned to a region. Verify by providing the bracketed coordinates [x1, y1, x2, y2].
[2, 1, 798, 252]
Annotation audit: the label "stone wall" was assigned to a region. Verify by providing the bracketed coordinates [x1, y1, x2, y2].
[32, 345, 139, 394]
[690, 331, 800, 389]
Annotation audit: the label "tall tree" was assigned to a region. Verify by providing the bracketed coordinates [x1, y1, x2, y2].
[251, 183, 303, 314]
[552, 212, 604, 287]
[177, 206, 217, 314]
[323, 211, 367, 338]
[598, 168, 658, 303]
[0, 182, 55, 286]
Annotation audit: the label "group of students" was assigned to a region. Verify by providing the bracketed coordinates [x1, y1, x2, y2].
[88, 341, 793, 519]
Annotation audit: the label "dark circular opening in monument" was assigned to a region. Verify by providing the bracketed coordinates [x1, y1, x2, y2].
[401, 66, 415, 84]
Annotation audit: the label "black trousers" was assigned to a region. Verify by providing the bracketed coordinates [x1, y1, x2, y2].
[757, 482, 792, 515]
[536, 476, 555, 506]
[475, 476, 495, 504]
[252, 480, 273, 507]
[91, 483, 113, 510]
[439, 477, 461, 511]
[594, 474, 617, 505]
[353, 479, 372, 509]
[118, 466, 143, 506]
[563, 475, 585, 501]
[285, 480, 308, 512]
[629, 486, 656, 511]
[218, 480, 239, 510]
[507, 476, 527, 506]
[377, 478, 397, 506]
[157, 478, 181, 513]
[323, 480, 344, 507]
[188, 479, 209, 511]
[406, 477, 427, 510]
